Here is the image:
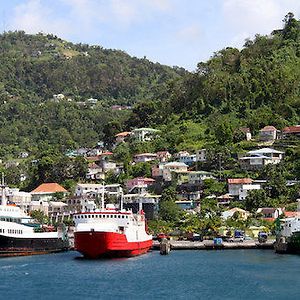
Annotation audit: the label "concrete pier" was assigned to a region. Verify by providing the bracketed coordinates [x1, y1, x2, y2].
[152, 240, 275, 250]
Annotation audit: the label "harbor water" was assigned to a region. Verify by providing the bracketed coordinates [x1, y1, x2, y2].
[1, 250, 300, 299]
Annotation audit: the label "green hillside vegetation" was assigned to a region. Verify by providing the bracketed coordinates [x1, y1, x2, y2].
[0, 13, 300, 207]
[0, 31, 185, 103]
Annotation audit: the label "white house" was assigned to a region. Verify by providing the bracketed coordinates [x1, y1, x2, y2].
[259, 126, 278, 141]
[132, 128, 160, 142]
[162, 162, 189, 181]
[239, 148, 284, 170]
[196, 149, 207, 162]
[134, 153, 157, 163]
[188, 171, 214, 184]
[221, 207, 250, 220]
[178, 154, 197, 166]
[75, 183, 123, 199]
[30, 183, 68, 202]
[228, 178, 261, 200]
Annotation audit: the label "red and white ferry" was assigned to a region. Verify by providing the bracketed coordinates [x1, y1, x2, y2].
[73, 204, 152, 258]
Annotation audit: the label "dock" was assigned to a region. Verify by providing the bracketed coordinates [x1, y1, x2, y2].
[152, 240, 275, 250]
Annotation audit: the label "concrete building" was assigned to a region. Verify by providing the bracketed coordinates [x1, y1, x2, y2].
[30, 183, 68, 202]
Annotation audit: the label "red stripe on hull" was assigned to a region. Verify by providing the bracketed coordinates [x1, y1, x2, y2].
[74, 231, 152, 259]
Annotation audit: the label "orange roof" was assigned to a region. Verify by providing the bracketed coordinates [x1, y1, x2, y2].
[228, 178, 253, 184]
[115, 131, 131, 137]
[284, 211, 300, 218]
[100, 152, 113, 156]
[31, 183, 67, 194]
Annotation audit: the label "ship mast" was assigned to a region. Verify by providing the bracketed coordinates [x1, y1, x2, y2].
[1, 173, 6, 206]
[101, 181, 105, 210]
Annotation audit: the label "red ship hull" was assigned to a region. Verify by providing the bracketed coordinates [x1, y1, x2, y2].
[74, 231, 153, 259]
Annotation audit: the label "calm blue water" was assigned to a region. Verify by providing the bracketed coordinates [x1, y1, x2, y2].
[0, 250, 300, 300]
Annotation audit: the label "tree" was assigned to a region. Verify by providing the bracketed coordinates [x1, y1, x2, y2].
[245, 189, 270, 212]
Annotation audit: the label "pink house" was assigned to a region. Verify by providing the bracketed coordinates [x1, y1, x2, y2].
[156, 151, 172, 162]
[126, 177, 155, 191]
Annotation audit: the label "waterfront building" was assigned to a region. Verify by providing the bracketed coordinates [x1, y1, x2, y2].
[30, 183, 68, 202]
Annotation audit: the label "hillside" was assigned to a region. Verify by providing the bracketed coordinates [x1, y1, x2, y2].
[0, 31, 185, 104]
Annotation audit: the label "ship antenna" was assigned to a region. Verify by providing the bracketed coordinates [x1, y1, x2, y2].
[1, 172, 6, 206]
[101, 181, 105, 210]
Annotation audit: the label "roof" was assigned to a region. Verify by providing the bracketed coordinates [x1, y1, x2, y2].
[284, 211, 300, 218]
[257, 208, 277, 214]
[228, 178, 253, 184]
[217, 194, 234, 199]
[156, 151, 171, 155]
[115, 131, 131, 137]
[99, 152, 113, 156]
[260, 126, 277, 132]
[31, 183, 67, 194]
[132, 128, 160, 132]
[134, 153, 157, 157]
[282, 126, 300, 134]
[248, 148, 284, 155]
[49, 201, 67, 207]
[240, 127, 251, 133]
[164, 162, 188, 167]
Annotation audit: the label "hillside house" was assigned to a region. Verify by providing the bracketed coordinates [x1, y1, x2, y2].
[188, 171, 215, 184]
[256, 207, 283, 221]
[86, 163, 104, 180]
[178, 154, 197, 166]
[282, 125, 300, 138]
[228, 178, 261, 200]
[125, 177, 155, 192]
[115, 131, 131, 143]
[196, 149, 207, 162]
[30, 183, 68, 202]
[239, 148, 284, 170]
[156, 151, 172, 162]
[259, 126, 278, 141]
[132, 128, 160, 142]
[173, 151, 190, 160]
[75, 183, 123, 199]
[221, 207, 250, 220]
[239, 127, 252, 141]
[134, 153, 157, 163]
[162, 162, 189, 181]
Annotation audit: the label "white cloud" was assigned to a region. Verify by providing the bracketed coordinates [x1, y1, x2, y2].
[222, 0, 300, 48]
[177, 24, 202, 43]
[10, 0, 71, 36]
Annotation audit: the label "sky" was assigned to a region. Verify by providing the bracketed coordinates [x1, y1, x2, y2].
[1, 0, 300, 70]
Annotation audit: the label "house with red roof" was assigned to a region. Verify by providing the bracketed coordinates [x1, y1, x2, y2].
[115, 131, 131, 143]
[228, 178, 261, 200]
[31, 183, 68, 202]
[282, 125, 300, 138]
[259, 125, 278, 141]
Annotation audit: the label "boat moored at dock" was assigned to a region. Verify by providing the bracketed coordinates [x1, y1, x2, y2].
[73, 204, 152, 259]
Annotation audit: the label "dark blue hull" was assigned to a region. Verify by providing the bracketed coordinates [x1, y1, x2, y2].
[0, 234, 69, 257]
